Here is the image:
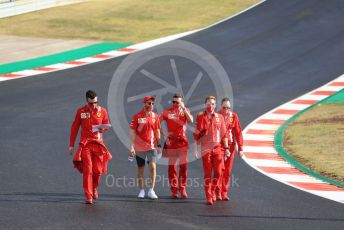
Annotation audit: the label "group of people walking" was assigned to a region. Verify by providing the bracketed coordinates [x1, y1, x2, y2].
[69, 90, 243, 205]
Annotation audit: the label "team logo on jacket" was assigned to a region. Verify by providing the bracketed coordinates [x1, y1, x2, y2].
[151, 118, 155, 123]
[81, 113, 90, 119]
[168, 113, 176, 119]
[138, 118, 147, 124]
[97, 112, 101, 117]
[229, 117, 233, 123]
[215, 117, 220, 123]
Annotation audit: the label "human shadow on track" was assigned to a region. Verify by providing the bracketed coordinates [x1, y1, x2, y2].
[0, 192, 204, 204]
[198, 215, 344, 222]
[1, 192, 342, 223]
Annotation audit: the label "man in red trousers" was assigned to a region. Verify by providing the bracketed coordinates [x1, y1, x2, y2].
[193, 96, 231, 205]
[69, 90, 112, 204]
[160, 94, 193, 199]
[218, 98, 243, 201]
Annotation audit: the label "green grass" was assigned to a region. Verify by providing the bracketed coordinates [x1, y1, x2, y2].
[284, 103, 344, 183]
[0, 42, 130, 74]
[0, 0, 259, 43]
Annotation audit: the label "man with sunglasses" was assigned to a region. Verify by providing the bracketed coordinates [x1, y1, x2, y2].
[69, 90, 112, 204]
[193, 96, 231, 205]
[218, 98, 243, 201]
[160, 94, 193, 199]
[129, 96, 162, 199]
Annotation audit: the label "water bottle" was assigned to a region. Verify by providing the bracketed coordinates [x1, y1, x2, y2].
[128, 155, 134, 162]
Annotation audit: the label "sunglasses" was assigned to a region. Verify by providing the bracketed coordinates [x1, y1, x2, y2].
[222, 107, 231, 109]
[146, 102, 154, 105]
[88, 101, 98, 104]
[172, 101, 180, 104]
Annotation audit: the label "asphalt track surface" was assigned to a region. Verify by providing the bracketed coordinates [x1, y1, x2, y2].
[1, 0, 344, 229]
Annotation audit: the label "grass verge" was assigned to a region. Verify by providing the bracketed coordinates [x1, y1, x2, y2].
[284, 103, 344, 183]
[0, 0, 259, 43]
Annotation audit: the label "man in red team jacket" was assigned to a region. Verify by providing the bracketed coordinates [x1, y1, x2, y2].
[218, 98, 243, 201]
[69, 90, 112, 204]
[193, 96, 231, 205]
[129, 96, 162, 199]
[160, 94, 193, 199]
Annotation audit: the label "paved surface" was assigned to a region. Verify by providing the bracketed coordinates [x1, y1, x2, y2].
[0, 0, 344, 229]
[0, 35, 98, 64]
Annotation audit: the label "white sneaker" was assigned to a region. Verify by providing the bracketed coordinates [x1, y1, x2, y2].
[147, 188, 158, 200]
[138, 189, 145, 199]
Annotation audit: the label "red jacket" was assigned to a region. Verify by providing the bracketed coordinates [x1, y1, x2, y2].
[130, 109, 161, 152]
[70, 105, 110, 147]
[218, 109, 243, 151]
[160, 106, 189, 149]
[194, 111, 227, 154]
[72, 140, 112, 174]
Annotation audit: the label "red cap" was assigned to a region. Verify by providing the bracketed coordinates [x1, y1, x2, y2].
[143, 96, 155, 103]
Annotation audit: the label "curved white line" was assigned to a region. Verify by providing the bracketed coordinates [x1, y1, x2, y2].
[242, 74, 344, 204]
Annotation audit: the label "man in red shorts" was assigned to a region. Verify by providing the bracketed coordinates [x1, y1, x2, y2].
[69, 90, 112, 204]
[160, 94, 193, 199]
[218, 98, 243, 201]
[129, 96, 162, 199]
[193, 96, 231, 205]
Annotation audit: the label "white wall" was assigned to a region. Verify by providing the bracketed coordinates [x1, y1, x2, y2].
[0, 0, 88, 18]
